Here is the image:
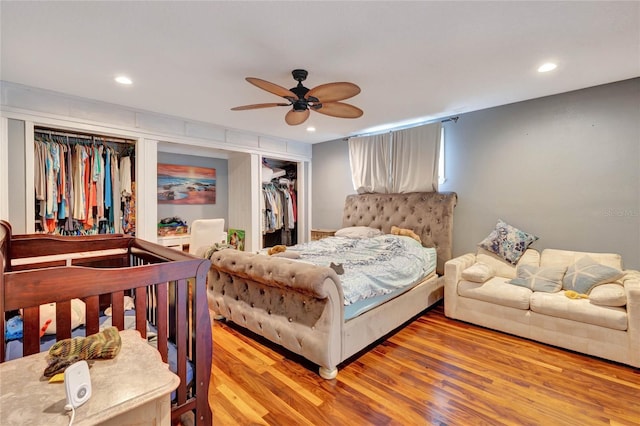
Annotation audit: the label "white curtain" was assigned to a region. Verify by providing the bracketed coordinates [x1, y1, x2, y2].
[348, 132, 391, 193]
[390, 122, 441, 193]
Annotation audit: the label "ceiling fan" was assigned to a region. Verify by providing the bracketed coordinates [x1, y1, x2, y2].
[231, 69, 363, 126]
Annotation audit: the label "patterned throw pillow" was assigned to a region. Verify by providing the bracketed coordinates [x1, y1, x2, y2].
[509, 264, 566, 293]
[478, 219, 538, 265]
[562, 256, 625, 294]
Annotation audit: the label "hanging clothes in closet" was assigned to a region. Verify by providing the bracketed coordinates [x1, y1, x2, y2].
[262, 181, 297, 246]
[33, 129, 135, 236]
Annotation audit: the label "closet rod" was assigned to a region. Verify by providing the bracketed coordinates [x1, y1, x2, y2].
[34, 127, 134, 145]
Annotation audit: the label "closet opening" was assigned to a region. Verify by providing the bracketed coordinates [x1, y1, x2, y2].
[262, 157, 298, 247]
[33, 127, 136, 236]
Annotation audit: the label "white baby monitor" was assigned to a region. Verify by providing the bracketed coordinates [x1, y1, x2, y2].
[64, 360, 92, 409]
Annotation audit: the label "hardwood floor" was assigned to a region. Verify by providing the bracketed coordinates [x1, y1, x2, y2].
[209, 303, 640, 425]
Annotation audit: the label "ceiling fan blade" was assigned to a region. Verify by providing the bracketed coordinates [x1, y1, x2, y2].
[246, 77, 297, 100]
[285, 109, 310, 126]
[231, 103, 289, 111]
[313, 102, 363, 119]
[306, 82, 361, 103]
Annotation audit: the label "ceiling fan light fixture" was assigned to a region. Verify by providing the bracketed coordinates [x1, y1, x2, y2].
[292, 100, 308, 111]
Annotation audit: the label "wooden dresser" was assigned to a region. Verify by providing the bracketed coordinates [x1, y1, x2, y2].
[310, 229, 337, 241]
[0, 330, 179, 426]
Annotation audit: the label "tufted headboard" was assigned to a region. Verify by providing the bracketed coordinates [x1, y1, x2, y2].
[341, 192, 457, 274]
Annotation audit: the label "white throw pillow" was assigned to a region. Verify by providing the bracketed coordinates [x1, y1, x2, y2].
[462, 262, 495, 283]
[334, 226, 383, 239]
[589, 283, 626, 307]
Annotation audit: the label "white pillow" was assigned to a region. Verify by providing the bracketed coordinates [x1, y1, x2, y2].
[334, 226, 383, 239]
[39, 298, 86, 335]
[462, 262, 495, 283]
[589, 283, 626, 307]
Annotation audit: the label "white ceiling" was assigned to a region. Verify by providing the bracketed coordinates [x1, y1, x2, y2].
[1, 1, 639, 144]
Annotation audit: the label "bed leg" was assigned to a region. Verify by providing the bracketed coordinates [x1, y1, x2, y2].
[213, 314, 226, 321]
[319, 366, 338, 380]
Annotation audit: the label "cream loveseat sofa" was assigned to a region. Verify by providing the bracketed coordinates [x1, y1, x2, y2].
[445, 248, 640, 368]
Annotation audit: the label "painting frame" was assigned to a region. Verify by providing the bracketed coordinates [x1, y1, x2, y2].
[157, 163, 216, 205]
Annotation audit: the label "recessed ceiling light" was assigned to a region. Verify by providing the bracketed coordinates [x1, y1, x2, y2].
[306, 126, 316, 132]
[537, 62, 557, 73]
[115, 75, 133, 85]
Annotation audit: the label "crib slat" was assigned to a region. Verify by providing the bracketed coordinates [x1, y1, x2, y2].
[156, 282, 168, 363]
[175, 278, 187, 405]
[85, 295, 100, 336]
[55, 300, 71, 340]
[134, 287, 146, 339]
[22, 306, 40, 356]
[111, 291, 124, 330]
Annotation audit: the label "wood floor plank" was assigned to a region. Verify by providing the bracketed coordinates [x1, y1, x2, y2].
[209, 303, 640, 425]
[211, 365, 270, 418]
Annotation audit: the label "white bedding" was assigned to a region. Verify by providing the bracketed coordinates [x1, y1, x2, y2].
[284, 234, 437, 307]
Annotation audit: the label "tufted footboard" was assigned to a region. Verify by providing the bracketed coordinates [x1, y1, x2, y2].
[207, 192, 457, 379]
[207, 249, 344, 378]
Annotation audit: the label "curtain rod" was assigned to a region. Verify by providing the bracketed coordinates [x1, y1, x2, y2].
[35, 127, 134, 145]
[344, 116, 459, 141]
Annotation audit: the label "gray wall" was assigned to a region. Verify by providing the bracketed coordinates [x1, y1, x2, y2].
[312, 78, 640, 269]
[157, 152, 228, 231]
[7, 119, 26, 232]
[311, 140, 352, 229]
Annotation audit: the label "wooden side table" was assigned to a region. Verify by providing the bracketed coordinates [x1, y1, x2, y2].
[0, 330, 179, 426]
[311, 229, 337, 241]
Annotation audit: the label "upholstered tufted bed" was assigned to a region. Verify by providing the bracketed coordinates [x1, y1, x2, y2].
[207, 192, 457, 379]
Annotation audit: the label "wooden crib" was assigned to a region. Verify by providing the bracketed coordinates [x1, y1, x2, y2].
[0, 220, 212, 425]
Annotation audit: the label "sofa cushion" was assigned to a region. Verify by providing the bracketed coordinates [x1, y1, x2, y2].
[478, 219, 539, 265]
[530, 292, 627, 331]
[458, 276, 531, 310]
[462, 262, 494, 283]
[589, 283, 626, 307]
[540, 249, 623, 270]
[509, 265, 566, 293]
[562, 256, 625, 294]
[477, 248, 540, 280]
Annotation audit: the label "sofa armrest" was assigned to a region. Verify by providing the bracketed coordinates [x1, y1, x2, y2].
[444, 253, 476, 319]
[623, 270, 640, 366]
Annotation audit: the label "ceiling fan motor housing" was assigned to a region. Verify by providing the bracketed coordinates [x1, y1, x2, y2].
[290, 70, 311, 111]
